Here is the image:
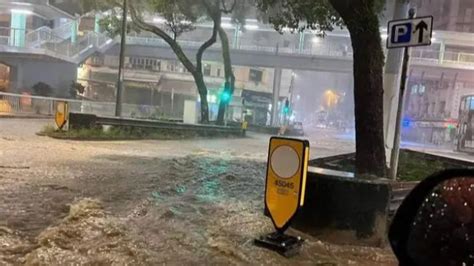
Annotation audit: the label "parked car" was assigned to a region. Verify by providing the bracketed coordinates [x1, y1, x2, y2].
[286, 121, 305, 136]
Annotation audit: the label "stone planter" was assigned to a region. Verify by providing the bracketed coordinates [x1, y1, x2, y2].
[293, 167, 390, 247]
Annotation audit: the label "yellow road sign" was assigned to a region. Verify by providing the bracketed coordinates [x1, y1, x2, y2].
[55, 101, 68, 130]
[265, 137, 309, 232]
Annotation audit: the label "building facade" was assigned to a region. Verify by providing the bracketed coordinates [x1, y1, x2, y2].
[78, 53, 291, 124]
[399, 1, 474, 146]
[415, 0, 474, 33]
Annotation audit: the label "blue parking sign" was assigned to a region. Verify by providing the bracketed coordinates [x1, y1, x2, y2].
[391, 23, 412, 44]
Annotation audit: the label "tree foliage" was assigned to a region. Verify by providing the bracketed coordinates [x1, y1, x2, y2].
[70, 81, 85, 98]
[32, 82, 53, 97]
[81, 0, 204, 39]
[81, 0, 247, 124]
[257, 0, 343, 34]
[257, 0, 385, 34]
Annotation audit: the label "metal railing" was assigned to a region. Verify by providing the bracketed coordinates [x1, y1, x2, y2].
[3, 25, 474, 68]
[411, 49, 474, 65]
[24, 22, 78, 48]
[53, 21, 74, 40]
[0, 92, 174, 119]
[0, 25, 113, 63]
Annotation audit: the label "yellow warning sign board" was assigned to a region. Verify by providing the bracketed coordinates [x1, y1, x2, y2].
[55, 101, 68, 130]
[265, 137, 309, 231]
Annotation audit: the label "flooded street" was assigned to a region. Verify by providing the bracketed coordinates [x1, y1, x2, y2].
[1, 118, 396, 265]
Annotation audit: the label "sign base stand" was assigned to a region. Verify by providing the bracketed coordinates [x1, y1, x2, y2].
[254, 232, 304, 257]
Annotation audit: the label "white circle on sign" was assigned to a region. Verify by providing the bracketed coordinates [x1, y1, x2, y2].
[271, 145, 300, 179]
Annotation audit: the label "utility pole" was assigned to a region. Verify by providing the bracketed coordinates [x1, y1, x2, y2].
[390, 7, 416, 180]
[115, 0, 127, 117]
[384, 0, 410, 167]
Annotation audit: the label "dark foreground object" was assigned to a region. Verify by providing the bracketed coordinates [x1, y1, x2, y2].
[254, 232, 304, 257]
[69, 112, 244, 138]
[390, 169, 474, 265]
[293, 168, 391, 247]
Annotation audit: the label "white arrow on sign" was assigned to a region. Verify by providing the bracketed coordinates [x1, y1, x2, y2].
[387, 16, 433, 49]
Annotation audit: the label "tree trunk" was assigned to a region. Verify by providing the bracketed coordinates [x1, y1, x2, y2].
[331, 0, 387, 177]
[194, 72, 210, 123]
[216, 27, 235, 125]
[129, 4, 214, 124]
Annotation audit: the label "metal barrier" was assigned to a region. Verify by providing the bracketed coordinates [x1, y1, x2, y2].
[0, 92, 178, 119]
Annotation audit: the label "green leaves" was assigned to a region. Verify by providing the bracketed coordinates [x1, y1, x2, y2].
[257, 0, 344, 34]
[256, 0, 385, 35]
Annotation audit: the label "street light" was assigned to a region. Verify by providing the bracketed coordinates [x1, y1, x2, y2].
[324, 89, 339, 108]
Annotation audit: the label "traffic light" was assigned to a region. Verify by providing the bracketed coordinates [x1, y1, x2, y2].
[220, 90, 231, 104]
[220, 82, 232, 104]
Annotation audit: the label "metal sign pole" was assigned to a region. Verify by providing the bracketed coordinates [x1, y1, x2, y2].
[390, 8, 416, 180]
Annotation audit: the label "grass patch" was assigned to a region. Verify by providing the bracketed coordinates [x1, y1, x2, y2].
[311, 150, 461, 182]
[38, 125, 240, 140]
[396, 151, 446, 181]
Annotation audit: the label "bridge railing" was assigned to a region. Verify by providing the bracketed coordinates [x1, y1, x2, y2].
[125, 35, 474, 66]
[411, 49, 474, 65]
[0, 25, 113, 63]
[126, 34, 474, 67]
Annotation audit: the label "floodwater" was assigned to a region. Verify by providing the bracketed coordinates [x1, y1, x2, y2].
[0, 119, 396, 265]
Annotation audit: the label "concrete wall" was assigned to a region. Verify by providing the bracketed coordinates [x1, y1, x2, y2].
[0, 56, 77, 97]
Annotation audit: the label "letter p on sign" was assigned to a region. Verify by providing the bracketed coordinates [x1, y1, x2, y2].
[392, 23, 412, 44]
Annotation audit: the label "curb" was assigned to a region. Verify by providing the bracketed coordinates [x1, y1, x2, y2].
[0, 114, 52, 119]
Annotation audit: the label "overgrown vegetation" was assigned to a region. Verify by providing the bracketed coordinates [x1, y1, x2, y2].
[39, 125, 239, 140]
[310, 151, 462, 182]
